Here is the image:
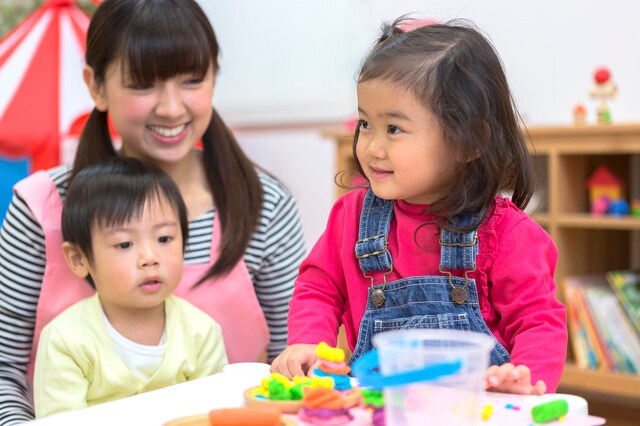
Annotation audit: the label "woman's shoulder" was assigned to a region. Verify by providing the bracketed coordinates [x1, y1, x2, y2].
[15, 164, 71, 192]
[256, 170, 295, 205]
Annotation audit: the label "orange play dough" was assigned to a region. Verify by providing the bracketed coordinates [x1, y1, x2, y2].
[208, 406, 281, 426]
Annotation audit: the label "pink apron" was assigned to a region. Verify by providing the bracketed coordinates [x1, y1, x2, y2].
[15, 171, 270, 382]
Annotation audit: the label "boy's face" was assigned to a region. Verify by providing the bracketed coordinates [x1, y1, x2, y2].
[67, 198, 184, 317]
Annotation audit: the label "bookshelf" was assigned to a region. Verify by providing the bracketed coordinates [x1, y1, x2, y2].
[323, 124, 640, 423]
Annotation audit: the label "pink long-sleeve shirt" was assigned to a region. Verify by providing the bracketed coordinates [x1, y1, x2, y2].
[288, 188, 567, 391]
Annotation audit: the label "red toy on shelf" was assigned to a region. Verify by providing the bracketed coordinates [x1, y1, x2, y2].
[585, 165, 628, 215]
[589, 67, 617, 124]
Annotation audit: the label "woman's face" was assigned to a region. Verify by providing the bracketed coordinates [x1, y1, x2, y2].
[84, 61, 215, 167]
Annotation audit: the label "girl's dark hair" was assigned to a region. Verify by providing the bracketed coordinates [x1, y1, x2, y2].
[62, 157, 189, 287]
[74, 0, 263, 283]
[354, 17, 534, 223]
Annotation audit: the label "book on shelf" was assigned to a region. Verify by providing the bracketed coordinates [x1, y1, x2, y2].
[563, 272, 640, 374]
[605, 269, 640, 335]
[564, 281, 598, 370]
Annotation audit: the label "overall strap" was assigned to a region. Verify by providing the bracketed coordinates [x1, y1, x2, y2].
[355, 189, 394, 273]
[439, 213, 480, 271]
[355, 189, 481, 274]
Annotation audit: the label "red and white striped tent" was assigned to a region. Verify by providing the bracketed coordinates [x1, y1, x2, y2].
[0, 0, 94, 172]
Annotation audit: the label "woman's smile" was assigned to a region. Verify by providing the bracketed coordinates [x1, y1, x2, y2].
[147, 123, 189, 144]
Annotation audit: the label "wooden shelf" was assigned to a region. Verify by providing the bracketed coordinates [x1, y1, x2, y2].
[555, 214, 640, 229]
[530, 213, 550, 226]
[560, 364, 640, 400]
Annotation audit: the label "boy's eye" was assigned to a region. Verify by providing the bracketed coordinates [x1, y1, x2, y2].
[158, 235, 173, 243]
[359, 120, 371, 130]
[116, 242, 132, 249]
[387, 125, 401, 134]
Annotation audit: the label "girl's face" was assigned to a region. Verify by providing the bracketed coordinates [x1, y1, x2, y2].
[356, 79, 456, 205]
[68, 198, 184, 319]
[84, 61, 215, 167]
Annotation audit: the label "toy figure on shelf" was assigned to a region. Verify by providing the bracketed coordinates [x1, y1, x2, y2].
[586, 165, 629, 215]
[572, 104, 587, 125]
[589, 66, 617, 124]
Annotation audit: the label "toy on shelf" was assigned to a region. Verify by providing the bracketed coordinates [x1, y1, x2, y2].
[572, 104, 587, 125]
[632, 199, 640, 217]
[586, 165, 628, 215]
[589, 66, 617, 124]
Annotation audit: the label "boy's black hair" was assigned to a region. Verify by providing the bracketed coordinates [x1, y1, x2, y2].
[62, 157, 189, 286]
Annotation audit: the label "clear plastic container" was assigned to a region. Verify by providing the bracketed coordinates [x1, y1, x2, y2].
[373, 329, 494, 426]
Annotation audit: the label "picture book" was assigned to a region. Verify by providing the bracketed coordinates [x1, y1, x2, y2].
[605, 269, 640, 336]
[565, 273, 640, 373]
[563, 277, 601, 370]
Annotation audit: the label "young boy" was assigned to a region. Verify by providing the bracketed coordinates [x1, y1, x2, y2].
[34, 157, 228, 417]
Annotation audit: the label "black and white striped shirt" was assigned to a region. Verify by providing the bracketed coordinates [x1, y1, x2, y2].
[0, 165, 307, 425]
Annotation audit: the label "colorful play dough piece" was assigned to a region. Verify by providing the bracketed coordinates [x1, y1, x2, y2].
[310, 376, 335, 389]
[208, 406, 281, 426]
[531, 399, 569, 423]
[316, 342, 345, 363]
[268, 379, 291, 400]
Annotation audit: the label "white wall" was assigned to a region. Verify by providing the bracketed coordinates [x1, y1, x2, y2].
[199, 0, 640, 249]
[233, 128, 337, 249]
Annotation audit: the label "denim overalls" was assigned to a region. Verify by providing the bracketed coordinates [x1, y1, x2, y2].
[349, 190, 510, 367]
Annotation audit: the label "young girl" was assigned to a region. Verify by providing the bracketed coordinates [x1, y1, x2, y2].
[272, 18, 567, 395]
[0, 0, 305, 423]
[34, 157, 227, 418]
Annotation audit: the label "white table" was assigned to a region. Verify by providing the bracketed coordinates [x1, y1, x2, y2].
[24, 363, 604, 426]
[25, 363, 271, 426]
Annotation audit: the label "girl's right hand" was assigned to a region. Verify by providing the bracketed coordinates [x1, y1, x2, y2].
[484, 363, 547, 395]
[270, 344, 318, 379]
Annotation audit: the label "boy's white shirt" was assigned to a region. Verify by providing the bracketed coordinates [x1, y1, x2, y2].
[102, 309, 167, 381]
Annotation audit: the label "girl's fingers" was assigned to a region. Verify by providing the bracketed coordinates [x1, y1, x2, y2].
[532, 380, 547, 395]
[286, 357, 305, 378]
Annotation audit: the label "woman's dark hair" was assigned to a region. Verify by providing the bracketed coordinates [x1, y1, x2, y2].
[62, 157, 189, 287]
[354, 17, 534, 223]
[73, 0, 263, 283]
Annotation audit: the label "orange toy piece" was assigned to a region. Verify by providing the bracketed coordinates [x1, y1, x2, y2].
[301, 387, 346, 411]
[208, 406, 281, 426]
[317, 364, 351, 376]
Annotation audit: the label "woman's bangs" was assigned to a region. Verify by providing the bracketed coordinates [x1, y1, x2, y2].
[123, 20, 212, 86]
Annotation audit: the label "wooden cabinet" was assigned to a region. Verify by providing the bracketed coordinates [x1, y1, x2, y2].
[528, 124, 640, 426]
[525, 125, 640, 287]
[323, 124, 640, 424]
[322, 130, 359, 198]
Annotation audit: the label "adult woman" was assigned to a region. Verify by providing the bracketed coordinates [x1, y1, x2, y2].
[0, 0, 306, 423]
